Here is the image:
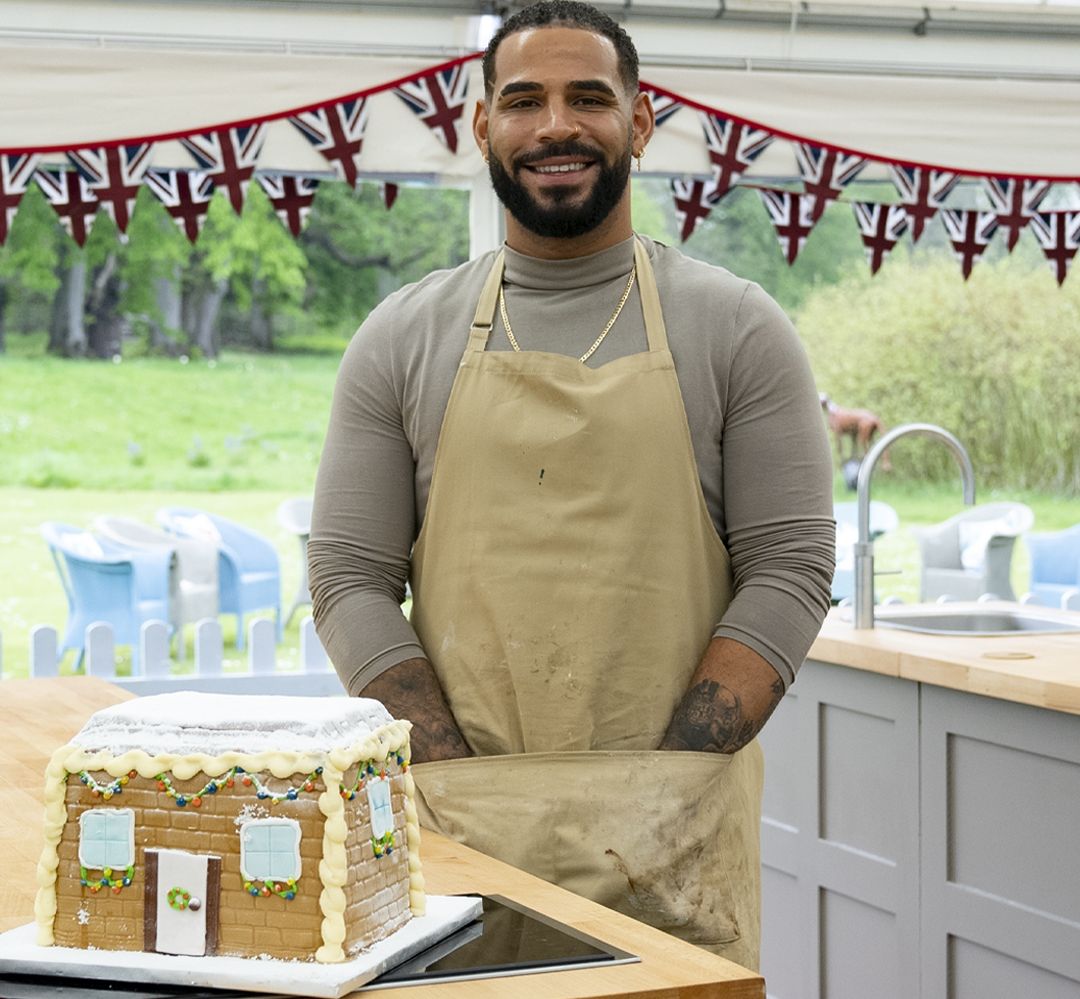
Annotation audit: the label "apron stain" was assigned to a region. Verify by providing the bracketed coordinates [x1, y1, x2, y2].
[539, 468, 544, 484]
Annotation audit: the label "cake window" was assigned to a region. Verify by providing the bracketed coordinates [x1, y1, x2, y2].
[240, 818, 302, 881]
[78, 808, 134, 870]
[367, 777, 394, 839]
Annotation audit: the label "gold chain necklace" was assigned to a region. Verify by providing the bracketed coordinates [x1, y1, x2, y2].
[498, 267, 637, 364]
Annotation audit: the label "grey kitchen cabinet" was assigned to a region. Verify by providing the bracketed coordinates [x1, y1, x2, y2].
[759, 659, 1080, 999]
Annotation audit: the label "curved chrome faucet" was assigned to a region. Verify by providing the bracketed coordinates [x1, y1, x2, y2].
[853, 423, 976, 629]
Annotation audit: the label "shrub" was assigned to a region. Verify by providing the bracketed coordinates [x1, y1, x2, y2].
[798, 253, 1080, 493]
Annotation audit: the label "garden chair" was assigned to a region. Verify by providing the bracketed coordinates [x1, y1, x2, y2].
[1024, 523, 1080, 609]
[832, 500, 899, 604]
[41, 521, 172, 673]
[276, 497, 313, 628]
[156, 507, 281, 649]
[913, 501, 1034, 602]
[93, 515, 219, 658]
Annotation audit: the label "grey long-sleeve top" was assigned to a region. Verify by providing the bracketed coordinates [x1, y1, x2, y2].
[309, 234, 836, 696]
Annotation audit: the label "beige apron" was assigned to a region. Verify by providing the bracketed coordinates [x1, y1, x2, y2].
[409, 240, 764, 969]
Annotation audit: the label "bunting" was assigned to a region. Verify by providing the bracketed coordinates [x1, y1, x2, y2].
[941, 209, 1000, 280]
[66, 144, 153, 234]
[393, 65, 469, 153]
[795, 143, 866, 222]
[0, 56, 1075, 286]
[699, 112, 774, 200]
[0, 153, 39, 245]
[1029, 210, 1080, 286]
[258, 173, 319, 236]
[888, 165, 960, 243]
[853, 202, 909, 275]
[144, 168, 216, 243]
[35, 168, 99, 247]
[672, 177, 721, 242]
[641, 88, 683, 127]
[288, 99, 370, 188]
[983, 177, 1051, 251]
[759, 188, 817, 264]
[180, 125, 266, 215]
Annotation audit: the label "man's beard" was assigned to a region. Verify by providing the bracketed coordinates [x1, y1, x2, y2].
[488, 138, 632, 239]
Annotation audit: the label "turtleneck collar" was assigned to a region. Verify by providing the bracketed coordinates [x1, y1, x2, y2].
[501, 235, 638, 291]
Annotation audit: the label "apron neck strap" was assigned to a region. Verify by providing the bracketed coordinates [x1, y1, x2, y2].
[467, 238, 669, 354]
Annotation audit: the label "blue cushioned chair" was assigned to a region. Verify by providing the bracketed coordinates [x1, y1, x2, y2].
[1025, 523, 1080, 609]
[832, 501, 900, 604]
[156, 507, 281, 648]
[41, 521, 172, 673]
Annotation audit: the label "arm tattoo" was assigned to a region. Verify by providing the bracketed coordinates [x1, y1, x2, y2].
[360, 658, 473, 764]
[663, 675, 785, 754]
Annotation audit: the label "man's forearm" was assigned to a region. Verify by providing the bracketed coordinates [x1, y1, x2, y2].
[359, 657, 473, 763]
[658, 637, 786, 754]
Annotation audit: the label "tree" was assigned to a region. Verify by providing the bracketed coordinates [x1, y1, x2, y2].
[0, 186, 62, 352]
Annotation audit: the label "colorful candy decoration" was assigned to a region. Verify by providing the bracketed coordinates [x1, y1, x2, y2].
[371, 830, 396, 858]
[80, 864, 135, 893]
[339, 750, 409, 800]
[166, 886, 192, 911]
[73, 766, 325, 806]
[243, 878, 298, 901]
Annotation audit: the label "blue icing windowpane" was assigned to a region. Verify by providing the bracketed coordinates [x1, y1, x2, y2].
[82, 815, 105, 841]
[104, 840, 130, 868]
[269, 825, 297, 853]
[82, 842, 106, 869]
[246, 849, 272, 880]
[367, 780, 394, 839]
[245, 825, 270, 851]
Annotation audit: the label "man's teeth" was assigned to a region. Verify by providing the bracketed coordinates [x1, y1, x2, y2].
[533, 162, 588, 173]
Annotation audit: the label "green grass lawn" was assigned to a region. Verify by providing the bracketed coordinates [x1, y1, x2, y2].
[3, 338, 1080, 677]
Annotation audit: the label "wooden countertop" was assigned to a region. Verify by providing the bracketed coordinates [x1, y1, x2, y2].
[811, 603, 1080, 716]
[0, 677, 763, 999]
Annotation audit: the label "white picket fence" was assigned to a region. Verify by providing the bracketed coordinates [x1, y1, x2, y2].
[0, 616, 346, 696]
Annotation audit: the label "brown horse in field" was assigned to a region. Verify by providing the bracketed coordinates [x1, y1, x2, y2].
[820, 393, 891, 470]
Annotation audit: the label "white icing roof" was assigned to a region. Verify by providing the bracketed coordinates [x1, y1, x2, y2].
[69, 692, 399, 757]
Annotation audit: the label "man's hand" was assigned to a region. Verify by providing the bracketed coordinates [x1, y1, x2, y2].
[360, 658, 473, 763]
[658, 637, 786, 754]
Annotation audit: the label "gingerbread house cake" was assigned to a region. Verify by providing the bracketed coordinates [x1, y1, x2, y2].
[34, 692, 425, 963]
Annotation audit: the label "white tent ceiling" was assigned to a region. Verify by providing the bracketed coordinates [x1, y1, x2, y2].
[2, 0, 1078, 174]
[1, 0, 1077, 253]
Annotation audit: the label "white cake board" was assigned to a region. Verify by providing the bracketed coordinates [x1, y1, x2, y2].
[0, 894, 482, 998]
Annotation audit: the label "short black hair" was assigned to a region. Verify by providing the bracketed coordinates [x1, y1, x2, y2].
[482, 1, 640, 99]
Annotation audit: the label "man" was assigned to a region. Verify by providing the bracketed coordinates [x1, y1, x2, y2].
[310, 0, 834, 970]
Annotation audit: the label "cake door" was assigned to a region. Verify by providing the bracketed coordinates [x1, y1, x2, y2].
[144, 849, 222, 956]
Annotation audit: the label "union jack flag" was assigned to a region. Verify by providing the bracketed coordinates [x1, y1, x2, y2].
[795, 143, 866, 223]
[66, 144, 153, 235]
[699, 112, 774, 200]
[0, 153, 40, 245]
[181, 125, 266, 215]
[759, 188, 817, 265]
[640, 87, 683, 128]
[35, 168, 100, 247]
[941, 209, 999, 280]
[888, 165, 959, 244]
[852, 202, 909, 275]
[983, 177, 1051, 252]
[1028, 210, 1080, 286]
[257, 173, 320, 237]
[288, 99, 370, 188]
[394, 66, 469, 154]
[382, 182, 399, 211]
[671, 177, 721, 242]
[144, 168, 215, 244]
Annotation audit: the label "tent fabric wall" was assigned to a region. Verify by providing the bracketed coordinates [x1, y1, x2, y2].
[1, 19, 1079, 184]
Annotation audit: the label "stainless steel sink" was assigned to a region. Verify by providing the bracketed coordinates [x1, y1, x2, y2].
[873, 609, 1080, 636]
